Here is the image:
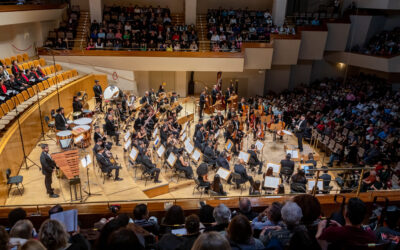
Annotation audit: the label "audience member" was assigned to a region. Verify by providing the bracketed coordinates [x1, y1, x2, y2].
[191, 232, 231, 250]
[227, 214, 264, 249]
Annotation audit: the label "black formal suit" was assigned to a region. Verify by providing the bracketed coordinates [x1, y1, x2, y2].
[199, 93, 206, 118]
[248, 149, 263, 173]
[205, 119, 214, 132]
[204, 145, 216, 165]
[238, 102, 245, 115]
[134, 117, 145, 131]
[140, 96, 152, 105]
[105, 119, 119, 144]
[72, 100, 82, 113]
[96, 153, 120, 179]
[94, 132, 105, 144]
[40, 152, 57, 194]
[211, 89, 218, 104]
[227, 164, 254, 187]
[175, 157, 193, 178]
[141, 154, 160, 181]
[194, 129, 204, 150]
[55, 113, 68, 130]
[216, 115, 224, 127]
[170, 95, 177, 103]
[216, 156, 230, 170]
[280, 159, 295, 182]
[93, 84, 103, 110]
[296, 119, 307, 151]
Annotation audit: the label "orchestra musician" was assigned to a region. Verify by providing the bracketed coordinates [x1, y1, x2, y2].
[294, 114, 307, 152]
[157, 85, 165, 96]
[203, 140, 217, 168]
[205, 116, 217, 134]
[248, 144, 263, 175]
[194, 126, 205, 150]
[141, 148, 161, 183]
[105, 114, 121, 146]
[216, 72, 222, 92]
[94, 126, 107, 145]
[140, 91, 152, 105]
[216, 111, 224, 128]
[280, 153, 295, 183]
[175, 152, 194, 179]
[72, 95, 83, 113]
[93, 79, 103, 112]
[95, 147, 123, 181]
[40, 144, 59, 198]
[54, 107, 70, 131]
[134, 112, 145, 132]
[116, 103, 126, 122]
[211, 85, 218, 105]
[199, 90, 206, 118]
[216, 151, 230, 170]
[273, 113, 284, 141]
[238, 98, 246, 115]
[194, 119, 203, 137]
[197, 162, 211, 193]
[227, 159, 255, 189]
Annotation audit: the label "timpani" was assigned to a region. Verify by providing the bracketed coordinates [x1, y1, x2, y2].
[56, 130, 72, 145]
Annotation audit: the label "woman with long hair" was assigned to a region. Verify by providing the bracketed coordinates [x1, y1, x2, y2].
[211, 174, 226, 196]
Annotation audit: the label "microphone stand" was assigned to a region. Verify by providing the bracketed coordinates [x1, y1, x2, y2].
[35, 83, 55, 143]
[11, 98, 41, 171]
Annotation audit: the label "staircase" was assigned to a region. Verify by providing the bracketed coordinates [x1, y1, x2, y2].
[196, 14, 210, 52]
[73, 11, 90, 50]
[171, 13, 185, 26]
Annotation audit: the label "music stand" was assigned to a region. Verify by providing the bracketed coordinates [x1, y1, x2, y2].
[81, 154, 101, 202]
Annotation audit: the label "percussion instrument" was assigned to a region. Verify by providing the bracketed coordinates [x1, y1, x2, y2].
[73, 117, 92, 126]
[67, 120, 75, 129]
[56, 131, 72, 145]
[72, 125, 91, 147]
[83, 109, 93, 117]
[103, 86, 120, 100]
[72, 111, 82, 120]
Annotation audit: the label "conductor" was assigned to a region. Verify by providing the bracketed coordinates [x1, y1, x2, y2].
[295, 114, 307, 152]
[39, 144, 59, 198]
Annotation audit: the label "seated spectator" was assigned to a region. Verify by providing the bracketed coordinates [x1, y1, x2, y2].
[192, 232, 231, 250]
[316, 197, 377, 248]
[206, 204, 231, 234]
[0, 226, 9, 250]
[133, 204, 159, 236]
[107, 227, 144, 250]
[233, 198, 258, 221]
[260, 201, 308, 248]
[20, 239, 46, 250]
[9, 219, 33, 249]
[252, 202, 283, 232]
[227, 214, 264, 249]
[160, 205, 185, 234]
[8, 208, 27, 231]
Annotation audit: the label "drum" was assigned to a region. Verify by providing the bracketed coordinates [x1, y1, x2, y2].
[73, 117, 92, 126]
[72, 111, 82, 120]
[67, 120, 75, 129]
[72, 125, 91, 147]
[103, 86, 120, 100]
[56, 131, 72, 145]
[83, 109, 93, 117]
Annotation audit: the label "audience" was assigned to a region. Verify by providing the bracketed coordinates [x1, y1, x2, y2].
[352, 27, 400, 56]
[0, 196, 399, 249]
[87, 5, 199, 51]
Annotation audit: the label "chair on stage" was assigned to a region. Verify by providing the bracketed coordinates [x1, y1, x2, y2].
[192, 178, 207, 197]
[171, 165, 186, 183]
[229, 172, 247, 194]
[209, 190, 220, 197]
[128, 159, 142, 179]
[6, 168, 24, 196]
[44, 116, 56, 135]
[139, 165, 153, 186]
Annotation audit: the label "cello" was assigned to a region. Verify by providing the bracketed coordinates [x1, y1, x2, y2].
[204, 94, 214, 114]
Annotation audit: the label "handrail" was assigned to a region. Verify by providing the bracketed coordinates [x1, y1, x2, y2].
[0, 3, 67, 12]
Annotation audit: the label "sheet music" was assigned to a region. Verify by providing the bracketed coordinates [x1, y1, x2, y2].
[124, 131, 131, 142]
[152, 128, 158, 138]
[180, 132, 187, 142]
[184, 139, 194, 154]
[182, 123, 187, 133]
[191, 149, 201, 162]
[167, 153, 177, 167]
[130, 147, 139, 162]
[282, 130, 293, 135]
[124, 139, 131, 150]
[157, 145, 165, 158]
[267, 163, 281, 173]
[215, 129, 220, 138]
[238, 151, 250, 163]
[74, 135, 83, 144]
[216, 168, 231, 180]
[50, 209, 78, 232]
[286, 150, 299, 159]
[264, 176, 280, 189]
[80, 154, 91, 168]
[308, 180, 323, 191]
[255, 140, 264, 151]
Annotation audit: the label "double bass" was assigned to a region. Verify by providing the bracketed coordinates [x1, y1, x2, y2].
[204, 94, 214, 114]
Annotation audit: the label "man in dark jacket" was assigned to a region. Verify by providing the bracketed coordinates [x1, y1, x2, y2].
[95, 147, 122, 181]
[105, 114, 120, 146]
[39, 144, 59, 198]
[141, 148, 161, 183]
[203, 140, 217, 167]
[248, 144, 263, 174]
[280, 153, 295, 183]
[54, 107, 69, 131]
[295, 114, 307, 152]
[216, 151, 230, 170]
[227, 159, 254, 188]
[93, 79, 103, 111]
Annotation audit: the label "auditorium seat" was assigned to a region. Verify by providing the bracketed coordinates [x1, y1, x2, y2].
[39, 58, 46, 66]
[22, 53, 29, 61]
[10, 56, 17, 62]
[0, 59, 5, 66]
[4, 58, 11, 67]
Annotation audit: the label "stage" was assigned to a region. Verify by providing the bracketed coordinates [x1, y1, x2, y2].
[5, 99, 336, 207]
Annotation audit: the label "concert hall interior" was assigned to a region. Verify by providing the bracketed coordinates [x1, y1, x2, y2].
[0, 0, 399, 249]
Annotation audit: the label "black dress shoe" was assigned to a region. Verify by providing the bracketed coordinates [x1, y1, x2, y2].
[49, 194, 59, 198]
[114, 177, 123, 181]
[258, 171, 263, 175]
[154, 180, 162, 183]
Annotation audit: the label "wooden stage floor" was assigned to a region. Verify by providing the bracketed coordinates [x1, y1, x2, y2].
[5, 100, 334, 206]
